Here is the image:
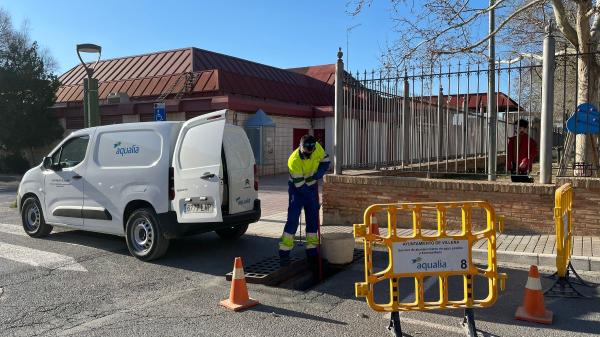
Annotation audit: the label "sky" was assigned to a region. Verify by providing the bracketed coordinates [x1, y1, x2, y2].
[1, 0, 396, 75]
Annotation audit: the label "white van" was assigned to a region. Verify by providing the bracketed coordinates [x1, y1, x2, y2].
[17, 110, 260, 261]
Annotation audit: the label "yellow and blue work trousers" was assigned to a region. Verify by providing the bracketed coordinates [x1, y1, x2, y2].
[278, 183, 320, 258]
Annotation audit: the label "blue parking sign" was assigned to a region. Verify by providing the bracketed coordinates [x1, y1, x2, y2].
[153, 103, 166, 121]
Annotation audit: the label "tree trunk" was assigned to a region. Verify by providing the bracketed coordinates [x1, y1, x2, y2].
[28, 147, 36, 167]
[574, 53, 599, 175]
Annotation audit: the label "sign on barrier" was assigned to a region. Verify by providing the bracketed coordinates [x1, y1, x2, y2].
[392, 239, 470, 274]
[354, 201, 506, 337]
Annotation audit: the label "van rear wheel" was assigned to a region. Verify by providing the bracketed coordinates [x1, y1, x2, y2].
[125, 208, 169, 261]
[215, 223, 249, 240]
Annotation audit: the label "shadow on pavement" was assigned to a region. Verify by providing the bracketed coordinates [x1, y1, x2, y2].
[155, 233, 283, 276]
[44, 228, 283, 278]
[467, 266, 600, 335]
[252, 304, 348, 325]
[46, 230, 129, 254]
[309, 250, 600, 336]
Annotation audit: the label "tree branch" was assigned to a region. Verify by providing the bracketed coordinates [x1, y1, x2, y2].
[551, 0, 579, 47]
[402, 0, 508, 58]
[433, 0, 545, 54]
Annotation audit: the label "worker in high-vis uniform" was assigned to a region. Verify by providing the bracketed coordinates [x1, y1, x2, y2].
[279, 135, 330, 262]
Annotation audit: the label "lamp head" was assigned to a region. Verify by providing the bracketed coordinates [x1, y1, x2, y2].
[76, 43, 102, 54]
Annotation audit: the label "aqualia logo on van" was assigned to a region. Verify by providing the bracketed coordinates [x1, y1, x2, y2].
[113, 142, 140, 157]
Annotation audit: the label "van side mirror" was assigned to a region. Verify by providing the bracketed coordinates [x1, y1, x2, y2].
[42, 157, 52, 170]
[42, 157, 61, 171]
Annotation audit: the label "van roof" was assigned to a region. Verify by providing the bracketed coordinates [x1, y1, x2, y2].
[74, 121, 184, 135]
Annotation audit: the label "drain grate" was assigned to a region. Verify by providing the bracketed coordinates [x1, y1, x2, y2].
[225, 249, 365, 287]
[226, 255, 306, 285]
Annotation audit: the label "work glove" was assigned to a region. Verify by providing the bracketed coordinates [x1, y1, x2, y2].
[519, 158, 529, 171]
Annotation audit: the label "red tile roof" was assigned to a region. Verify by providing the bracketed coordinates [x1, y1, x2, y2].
[422, 92, 521, 111]
[56, 48, 333, 107]
[287, 64, 336, 85]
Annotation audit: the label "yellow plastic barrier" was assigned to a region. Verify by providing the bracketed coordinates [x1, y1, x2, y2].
[354, 201, 506, 313]
[554, 183, 573, 278]
[546, 183, 593, 298]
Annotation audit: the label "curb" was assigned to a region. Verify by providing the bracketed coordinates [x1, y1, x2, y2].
[472, 249, 600, 272]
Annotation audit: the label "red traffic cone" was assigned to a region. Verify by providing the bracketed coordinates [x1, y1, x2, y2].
[220, 257, 259, 312]
[515, 265, 553, 324]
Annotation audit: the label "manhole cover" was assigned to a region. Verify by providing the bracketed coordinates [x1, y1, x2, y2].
[226, 256, 306, 285]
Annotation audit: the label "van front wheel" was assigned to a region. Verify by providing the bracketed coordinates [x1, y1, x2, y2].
[125, 208, 169, 261]
[215, 223, 249, 240]
[21, 196, 52, 238]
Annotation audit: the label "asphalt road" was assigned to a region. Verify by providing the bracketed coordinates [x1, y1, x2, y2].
[1, 184, 599, 337]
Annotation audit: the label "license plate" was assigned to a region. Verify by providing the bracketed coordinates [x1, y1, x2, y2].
[184, 202, 213, 213]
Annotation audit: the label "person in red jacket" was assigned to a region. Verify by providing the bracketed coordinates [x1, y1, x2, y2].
[507, 119, 538, 181]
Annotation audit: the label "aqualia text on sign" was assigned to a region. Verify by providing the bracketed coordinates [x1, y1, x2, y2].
[392, 239, 469, 274]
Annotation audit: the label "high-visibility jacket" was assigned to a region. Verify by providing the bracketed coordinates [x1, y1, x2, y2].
[288, 142, 330, 190]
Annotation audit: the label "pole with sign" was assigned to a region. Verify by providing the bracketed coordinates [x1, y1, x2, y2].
[154, 103, 166, 121]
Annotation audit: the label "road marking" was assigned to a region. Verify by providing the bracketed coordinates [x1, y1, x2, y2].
[0, 242, 87, 272]
[0, 223, 85, 247]
[0, 223, 26, 236]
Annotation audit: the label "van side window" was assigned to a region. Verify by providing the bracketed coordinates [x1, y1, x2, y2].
[56, 136, 89, 168]
[50, 148, 62, 166]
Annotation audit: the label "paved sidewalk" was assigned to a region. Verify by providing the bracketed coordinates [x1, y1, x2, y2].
[248, 214, 600, 271]
[252, 173, 600, 273]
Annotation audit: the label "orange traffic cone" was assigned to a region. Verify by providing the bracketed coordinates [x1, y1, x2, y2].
[370, 215, 380, 236]
[515, 265, 553, 324]
[220, 257, 259, 312]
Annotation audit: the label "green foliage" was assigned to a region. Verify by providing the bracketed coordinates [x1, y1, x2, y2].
[0, 9, 63, 157]
[0, 153, 30, 174]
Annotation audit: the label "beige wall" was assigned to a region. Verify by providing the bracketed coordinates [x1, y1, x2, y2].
[122, 115, 140, 123]
[57, 111, 334, 177]
[233, 112, 314, 175]
[167, 112, 186, 121]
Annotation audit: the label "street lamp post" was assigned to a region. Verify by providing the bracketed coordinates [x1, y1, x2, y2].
[77, 43, 102, 128]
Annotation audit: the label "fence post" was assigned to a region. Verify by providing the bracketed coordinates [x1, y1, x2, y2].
[487, 0, 497, 181]
[540, 23, 555, 184]
[403, 72, 411, 164]
[334, 48, 344, 175]
[437, 86, 444, 160]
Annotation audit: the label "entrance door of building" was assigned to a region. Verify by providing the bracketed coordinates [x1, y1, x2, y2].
[313, 129, 325, 149]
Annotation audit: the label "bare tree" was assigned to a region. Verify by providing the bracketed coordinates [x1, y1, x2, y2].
[349, 0, 600, 169]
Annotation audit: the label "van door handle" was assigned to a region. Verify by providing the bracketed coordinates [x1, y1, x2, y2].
[73, 175, 82, 180]
[201, 172, 215, 179]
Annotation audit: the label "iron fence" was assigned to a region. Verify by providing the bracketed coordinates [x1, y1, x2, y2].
[340, 46, 600, 178]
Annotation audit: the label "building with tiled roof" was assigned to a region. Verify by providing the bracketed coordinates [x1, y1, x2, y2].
[52, 48, 337, 175]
